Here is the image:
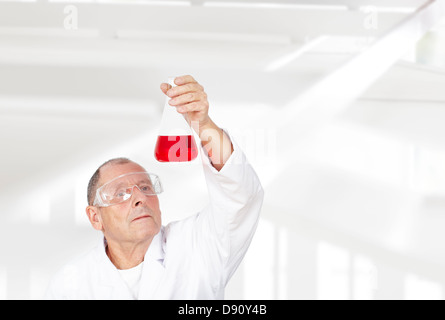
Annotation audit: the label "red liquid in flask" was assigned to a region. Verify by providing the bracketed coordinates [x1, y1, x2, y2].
[155, 135, 198, 162]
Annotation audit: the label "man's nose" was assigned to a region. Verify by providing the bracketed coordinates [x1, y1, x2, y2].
[130, 185, 146, 207]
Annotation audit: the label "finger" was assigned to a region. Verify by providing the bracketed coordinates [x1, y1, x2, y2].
[176, 101, 206, 114]
[169, 91, 207, 106]
[174, 75, 197, 86]
[160, 83, 172, 95]
[167, 83, 204, 98]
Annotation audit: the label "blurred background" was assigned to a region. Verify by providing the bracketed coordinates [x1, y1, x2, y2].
[1, 0, 445, 300]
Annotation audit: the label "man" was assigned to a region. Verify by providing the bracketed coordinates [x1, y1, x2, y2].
[45, 75, 264, 299]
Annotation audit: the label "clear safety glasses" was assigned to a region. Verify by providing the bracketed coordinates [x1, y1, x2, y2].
[93, 172, 163, 207]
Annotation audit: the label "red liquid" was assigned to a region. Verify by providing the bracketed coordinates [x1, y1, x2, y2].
[155, 135, 198, 162]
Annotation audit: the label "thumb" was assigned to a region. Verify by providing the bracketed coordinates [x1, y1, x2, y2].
[160, 83, 172, 95]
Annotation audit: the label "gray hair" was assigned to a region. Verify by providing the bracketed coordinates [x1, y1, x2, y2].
[87, 157, 133, 206]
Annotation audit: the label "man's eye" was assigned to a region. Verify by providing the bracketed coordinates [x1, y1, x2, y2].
[140, 185, 153, 192]
[115, 190, 127, 197]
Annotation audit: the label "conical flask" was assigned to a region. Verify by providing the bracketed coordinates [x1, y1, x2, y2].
[154, 77, 198, 162]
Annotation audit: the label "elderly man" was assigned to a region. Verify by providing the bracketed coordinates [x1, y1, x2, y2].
[45, 75, 264, 300]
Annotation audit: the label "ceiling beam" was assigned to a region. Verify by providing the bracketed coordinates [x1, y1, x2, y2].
[200, 0, 425, 8]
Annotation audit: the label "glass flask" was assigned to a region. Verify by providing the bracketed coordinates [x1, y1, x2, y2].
[154, 78, 198, 162]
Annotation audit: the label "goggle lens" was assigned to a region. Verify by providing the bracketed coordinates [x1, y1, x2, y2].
[94, 172, 163, 207]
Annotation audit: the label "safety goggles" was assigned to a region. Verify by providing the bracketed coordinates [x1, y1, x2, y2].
[93, 172, 163, 207]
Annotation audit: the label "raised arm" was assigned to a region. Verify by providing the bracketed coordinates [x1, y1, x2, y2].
[160, 75, 264, 287]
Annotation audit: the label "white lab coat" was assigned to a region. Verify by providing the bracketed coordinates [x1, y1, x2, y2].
[45, 134, 264, 300]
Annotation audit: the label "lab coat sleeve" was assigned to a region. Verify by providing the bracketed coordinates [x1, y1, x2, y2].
[195, 130, 264, 286]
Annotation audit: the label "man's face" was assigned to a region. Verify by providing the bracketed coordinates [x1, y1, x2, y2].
[93, 162, 162, 245]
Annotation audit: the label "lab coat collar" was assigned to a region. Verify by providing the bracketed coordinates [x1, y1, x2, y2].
[95, 237, 132, 299]
[144, 227, 165, 263]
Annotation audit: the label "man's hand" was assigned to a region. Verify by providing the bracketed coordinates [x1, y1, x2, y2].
[160, 75, 233, 171]
[160, 75, 210, 132]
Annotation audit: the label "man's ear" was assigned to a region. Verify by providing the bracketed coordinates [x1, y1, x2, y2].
[86, 206, 103, 231]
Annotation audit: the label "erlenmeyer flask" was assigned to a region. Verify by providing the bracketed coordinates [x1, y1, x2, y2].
[155, 77, 198, 162]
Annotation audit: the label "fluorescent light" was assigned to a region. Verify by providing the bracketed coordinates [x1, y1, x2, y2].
[48, 0, 192, 5]
[0, 0, 36, 2]
[359, 5, 417, 14]
[203, 2, 413, 13]
[97, 0, 191, 5]
[203, 2, 348, 10]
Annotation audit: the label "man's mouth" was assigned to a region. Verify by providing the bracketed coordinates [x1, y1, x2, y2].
[132, 214, 151, 222]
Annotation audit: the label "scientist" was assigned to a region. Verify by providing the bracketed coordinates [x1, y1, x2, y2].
[45, 75, 264, 300]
